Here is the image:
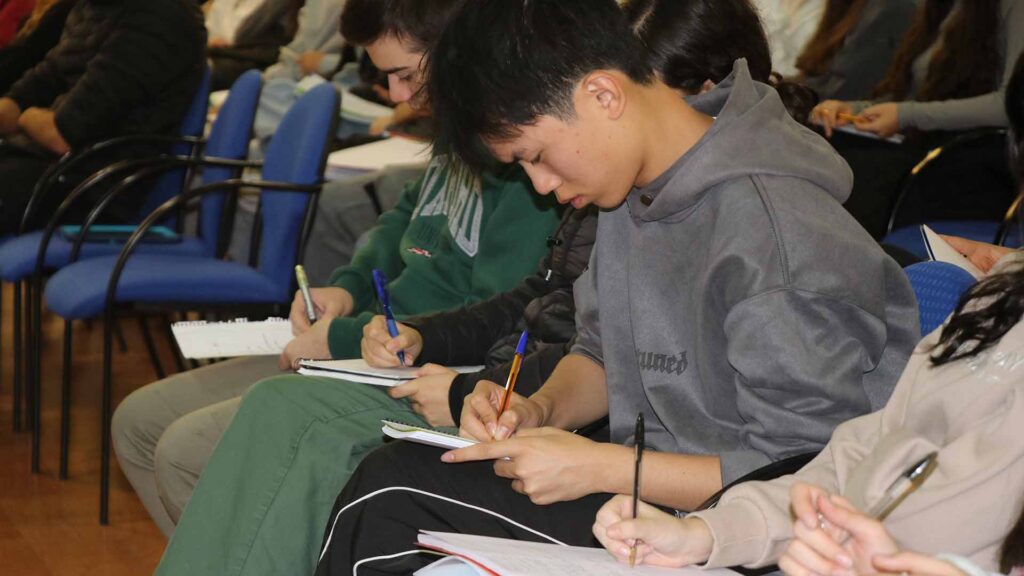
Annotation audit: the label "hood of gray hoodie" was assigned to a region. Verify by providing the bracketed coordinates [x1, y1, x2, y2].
[571, 60, 919, 488]
[628, 60, 853, 222]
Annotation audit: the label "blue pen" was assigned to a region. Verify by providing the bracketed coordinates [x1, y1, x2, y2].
[372, 269, 406, 365]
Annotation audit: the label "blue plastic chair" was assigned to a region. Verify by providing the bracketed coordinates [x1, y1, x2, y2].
[904, 261, 978, 335]
[44, 82, 339, 524]
[8, 69, 262, 478]
[0, 66, 211, 440]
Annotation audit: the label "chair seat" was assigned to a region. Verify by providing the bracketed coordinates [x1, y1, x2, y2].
[45, 255, 288, 320]
[882, 221, 1001, 260]
[0, 231, 212, 282]
[904, 261, 978, 334]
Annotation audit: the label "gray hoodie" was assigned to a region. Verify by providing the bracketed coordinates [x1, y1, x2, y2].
[570, 60, 920, 487]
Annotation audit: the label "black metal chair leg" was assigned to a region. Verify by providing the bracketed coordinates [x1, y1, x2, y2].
[100, 313, 113, 525]
[13, 282, 22, 432]
[59, 320, 73, 480]
[1, 285, 4, 395]
[138, 316, 165, 379]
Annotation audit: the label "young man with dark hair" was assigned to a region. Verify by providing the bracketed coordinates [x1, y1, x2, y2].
[146, 1, 564, 575]
[313, 0, 920, 573]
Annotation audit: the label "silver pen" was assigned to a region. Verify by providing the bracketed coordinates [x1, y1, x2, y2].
[864, 451, 938, 520]
[295, 265, 317, 323]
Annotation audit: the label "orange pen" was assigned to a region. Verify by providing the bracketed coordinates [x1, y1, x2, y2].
[495, 330, 529, 427]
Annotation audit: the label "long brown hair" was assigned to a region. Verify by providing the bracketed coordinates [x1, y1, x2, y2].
[795, 0, 870, 77]
[873, 0, 1000, 102]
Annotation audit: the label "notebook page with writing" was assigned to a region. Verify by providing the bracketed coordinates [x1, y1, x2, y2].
[171, 318, 293, 359]
[415, 532, 740, 576]
[921, 225, 985, 279]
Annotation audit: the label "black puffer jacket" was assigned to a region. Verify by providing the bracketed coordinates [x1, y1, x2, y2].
[4, 0, 206, 149]
[403, 205, 598, 425]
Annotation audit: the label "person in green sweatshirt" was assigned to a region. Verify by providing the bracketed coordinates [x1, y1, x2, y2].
[110, 7, 558, 545]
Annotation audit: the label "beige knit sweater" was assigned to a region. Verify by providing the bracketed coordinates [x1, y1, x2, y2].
[691, 254, 1024, 571]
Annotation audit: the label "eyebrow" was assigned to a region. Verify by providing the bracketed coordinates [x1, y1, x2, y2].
[379, 66, 409, 75]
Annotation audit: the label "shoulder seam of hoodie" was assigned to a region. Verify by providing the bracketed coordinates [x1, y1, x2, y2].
[749, 174, 791, 287]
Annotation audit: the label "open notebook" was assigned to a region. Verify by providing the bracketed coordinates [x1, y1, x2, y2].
[171, 318, 292, 359]
[297, 359, 483, 387]
[920, 225, 984, 279]
[414, 532, 741, 576]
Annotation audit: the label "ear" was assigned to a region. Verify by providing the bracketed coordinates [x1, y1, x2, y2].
[700, 79, 716, 94]
[580, 71, 627, 120]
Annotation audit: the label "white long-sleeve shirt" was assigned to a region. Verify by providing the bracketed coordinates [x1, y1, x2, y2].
[205, 0, 265, 45]
[752, 0, 826, 77]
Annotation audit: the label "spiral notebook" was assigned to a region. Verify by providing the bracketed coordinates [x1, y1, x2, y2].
[171, 318, 292, 359]
[381, 420, 477, 450]
[297, 359, 482, 387]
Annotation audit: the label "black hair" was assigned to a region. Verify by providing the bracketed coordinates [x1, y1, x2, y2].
[626, 0, 770, 92]
[1002, 499, 1024, 573]
[428, 0, 655, 172]
[340, 0, 464, 51]
[931, 52, 1024, 367]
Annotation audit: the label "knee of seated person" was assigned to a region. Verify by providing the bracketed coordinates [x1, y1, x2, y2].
[240, 375, 297, 407]
[152, 419, 208, 519]
[111, 386, 162, 458]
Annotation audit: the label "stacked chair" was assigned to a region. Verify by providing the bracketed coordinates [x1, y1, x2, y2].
[42, 82, 339, 524]
[0, 66, 213, 437]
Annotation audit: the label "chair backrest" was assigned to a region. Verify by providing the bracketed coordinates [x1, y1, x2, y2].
[904, 261, 978, 334]
[257, 83, 339, 300]
[195, 69, 262, 250]
[136, 65, 213, 221]
[887, 129, 1015, 233]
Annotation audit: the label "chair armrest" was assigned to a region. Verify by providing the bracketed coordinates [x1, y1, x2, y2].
[19, 134, 205, 233]
[886, 128, 1009, 235]
[996, 189, 1024, 246]
[696, 451, 819, 511]
[102, 178, 324, 310]
[65, 157, 267, 262]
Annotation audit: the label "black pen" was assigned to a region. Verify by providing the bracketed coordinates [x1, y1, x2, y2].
[629, 412, 644, 568]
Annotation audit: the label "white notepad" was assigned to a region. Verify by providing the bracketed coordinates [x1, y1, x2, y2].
[920, 225, 985, 279]
[381, 420, 477, 450]
[414, 532, 741, 576]
[171, 318, 293, 359]
[326, 136, 431, 174]
[297, 358, 483, 387]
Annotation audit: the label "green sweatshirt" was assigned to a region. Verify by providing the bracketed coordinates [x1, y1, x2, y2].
[325, 156, 559, 358]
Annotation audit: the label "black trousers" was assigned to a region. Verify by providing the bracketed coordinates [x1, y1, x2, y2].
[0, 141, 146, 235]
[314, 440, 611, 576]
[0, 144, 59, 234]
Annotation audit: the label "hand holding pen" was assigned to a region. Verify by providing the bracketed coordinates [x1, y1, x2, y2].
[782, 453, 938, 576]
[456, 330, 539, 441]
[372, 269, 406, 366]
